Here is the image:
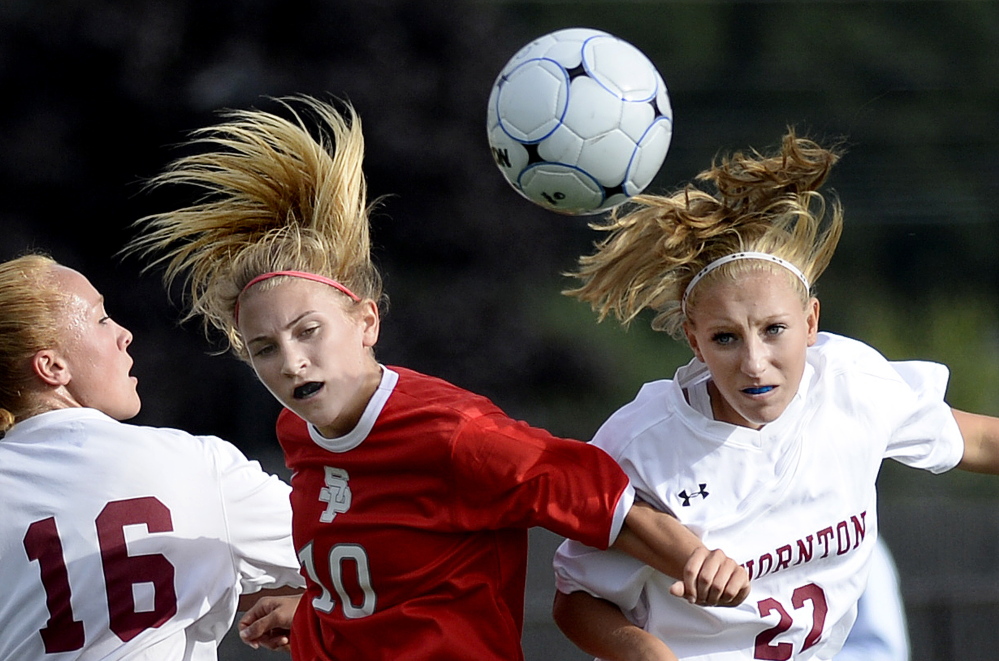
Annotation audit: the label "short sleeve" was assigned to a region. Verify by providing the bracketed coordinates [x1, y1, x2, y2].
[449, 413, 634, 549]
[553, 538, 652, 612]
[209, 438, 305, 594]
[883, 360, 964, 474]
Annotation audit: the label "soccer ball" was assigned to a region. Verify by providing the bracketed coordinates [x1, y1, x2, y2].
[487, 27, 673, 216]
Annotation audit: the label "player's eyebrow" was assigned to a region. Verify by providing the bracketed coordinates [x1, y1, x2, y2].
[246, 310, 317, 346]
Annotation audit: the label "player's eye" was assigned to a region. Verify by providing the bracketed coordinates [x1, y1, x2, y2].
[251, 343, 276, 358]
[711, 332, 736, 346]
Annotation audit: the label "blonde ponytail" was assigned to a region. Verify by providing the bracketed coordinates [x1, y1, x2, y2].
[566, 130, 843, 338]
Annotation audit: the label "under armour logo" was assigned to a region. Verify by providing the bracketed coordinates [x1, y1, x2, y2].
[319, 466, 352, 523]
[678, 484, 709, 506]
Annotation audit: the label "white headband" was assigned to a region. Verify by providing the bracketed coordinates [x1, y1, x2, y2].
[681, 251, 810, 315]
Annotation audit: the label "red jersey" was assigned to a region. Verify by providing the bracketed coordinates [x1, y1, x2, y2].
[276, 366, 632, 660]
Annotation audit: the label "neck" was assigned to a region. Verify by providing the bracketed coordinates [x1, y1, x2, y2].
[316, 363, 383, 439]
[706, 380, 764, 430]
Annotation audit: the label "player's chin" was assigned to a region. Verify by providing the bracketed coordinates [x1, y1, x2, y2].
[112, 390, 143, 421]
[746, 403, 790, 427]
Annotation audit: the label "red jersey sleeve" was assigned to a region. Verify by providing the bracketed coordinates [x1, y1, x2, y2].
[447, 411, 633, 550]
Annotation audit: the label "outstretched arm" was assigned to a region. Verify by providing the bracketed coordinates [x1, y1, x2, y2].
[953, 408, 999, 474]
[612, 502, 750, 607]
[553, 590, 679, 661]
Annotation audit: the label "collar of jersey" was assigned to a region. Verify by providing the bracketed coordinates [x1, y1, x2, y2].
[307, 366, 399, 453]
[670, 357, 815, 449]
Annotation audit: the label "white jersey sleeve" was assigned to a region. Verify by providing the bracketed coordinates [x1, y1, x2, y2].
[554, 541, 652, 615]
[813, 334, 964, 473]
[882, 359, 964, 472]
[211, 439, 303, 595]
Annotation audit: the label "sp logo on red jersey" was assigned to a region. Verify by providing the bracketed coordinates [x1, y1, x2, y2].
[318, 466, 352, 522]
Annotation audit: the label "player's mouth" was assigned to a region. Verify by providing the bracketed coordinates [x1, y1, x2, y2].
[294, 382, 324, 400]
[742, 385, 776, 396]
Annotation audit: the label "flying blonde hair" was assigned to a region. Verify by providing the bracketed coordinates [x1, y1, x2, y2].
[566, 130, 844, 339]
[126, 96, 383, 358]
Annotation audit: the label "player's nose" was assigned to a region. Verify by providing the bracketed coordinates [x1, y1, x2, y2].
[740, 338, 767, 376]
[280, 348, 308, 377]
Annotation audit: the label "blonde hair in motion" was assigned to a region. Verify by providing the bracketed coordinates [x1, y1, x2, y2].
[126, 96, 383, 358]
[0, 254, 66, 432]
[566, 130, 844, 339]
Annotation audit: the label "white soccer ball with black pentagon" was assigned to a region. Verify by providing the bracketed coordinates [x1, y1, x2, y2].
[487, 27, 673, 216]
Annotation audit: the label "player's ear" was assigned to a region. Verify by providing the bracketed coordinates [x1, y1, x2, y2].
[359, 299, 380, 349]
[805, 297, 820, 347]
[32, 349, 71, 387]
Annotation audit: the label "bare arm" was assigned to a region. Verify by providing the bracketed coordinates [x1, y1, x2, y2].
[954, 408, 999, 474]
[552, 590, 679, 661]
[612, 502, 750, 607]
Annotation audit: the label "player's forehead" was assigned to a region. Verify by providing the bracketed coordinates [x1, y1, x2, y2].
[239, 278, 350, 336]
[690, 269, 803, 317]
[44, 267, 107, 340]
[50, 266, 103, 309]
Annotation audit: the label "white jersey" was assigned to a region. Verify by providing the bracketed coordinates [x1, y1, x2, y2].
[0, 407, 305, 661]
[554, 333, 964, 661]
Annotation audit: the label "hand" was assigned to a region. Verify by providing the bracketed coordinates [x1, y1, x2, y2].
[238, 594, 302, 651]
[669, 546, 750, 607]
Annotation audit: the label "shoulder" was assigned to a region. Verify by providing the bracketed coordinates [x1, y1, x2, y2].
[387, 369, 597, 458]
[592, 379, 682, 457]
[126, 417, 242, 452]
[809, 332, 948, 388]
[47, 409, 242, 461]
[385, 365, 506, 421]
[809, 332, 887, 367]
[808, 332, 901, 386]
[124, 422, 256, 479]
[3, 409, 267, 503]
[806, 334, 957, 437]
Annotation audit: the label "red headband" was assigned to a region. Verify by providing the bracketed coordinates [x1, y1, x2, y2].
[234, 270, 361, 322]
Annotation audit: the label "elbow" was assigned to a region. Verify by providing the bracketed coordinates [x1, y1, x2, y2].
[551, 589, 572, 633]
